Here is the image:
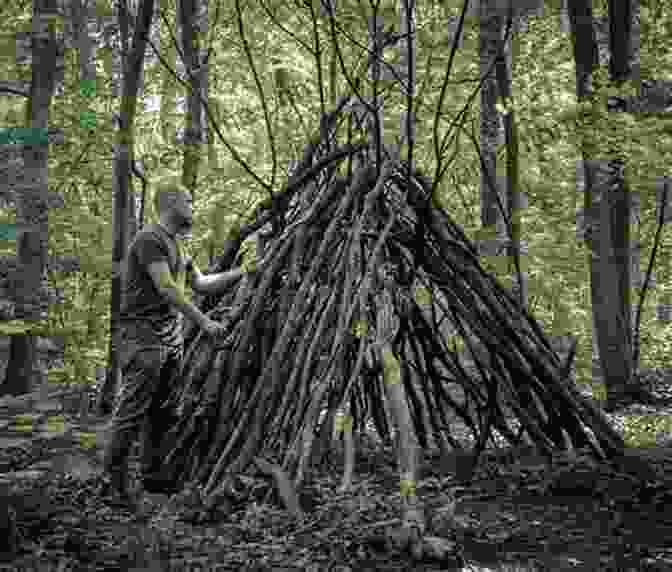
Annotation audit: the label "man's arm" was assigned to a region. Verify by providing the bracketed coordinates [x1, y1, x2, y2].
[190, 262, 247, 296]
[147, 261, 210, 328]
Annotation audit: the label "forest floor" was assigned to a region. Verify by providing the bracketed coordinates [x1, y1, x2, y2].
[2, 371, 672, 571]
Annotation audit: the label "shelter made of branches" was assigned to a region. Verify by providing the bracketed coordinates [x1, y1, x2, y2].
[158, 98, 625, 498]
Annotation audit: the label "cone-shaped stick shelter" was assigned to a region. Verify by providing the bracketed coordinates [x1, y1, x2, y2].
[157, 97, 625, 501]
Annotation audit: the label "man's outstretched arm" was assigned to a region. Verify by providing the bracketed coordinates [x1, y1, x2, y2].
[189, 260, 247, 296]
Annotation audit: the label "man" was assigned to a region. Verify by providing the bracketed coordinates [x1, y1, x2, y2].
[103, 176, 257, 512]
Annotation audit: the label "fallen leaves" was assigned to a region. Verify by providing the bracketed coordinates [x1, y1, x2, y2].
[3, 375, 672, 570]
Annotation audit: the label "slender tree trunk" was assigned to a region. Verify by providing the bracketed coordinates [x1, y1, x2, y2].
[179, 0, 203, 196]
[97, 0, 155, 415]
[569, 0, 634, 409]
[608, 3, 672, 390]
[327, 0, 337, 108]
[368, 10, 384, 172]
[201, 1, 214, 177]
[5, 0, 61, 395]
[494, 7, 528, 313]
[4, 335, 38, 396]
[65, 0, 98, 390]
[479, 0, 502, 238]
[569, 0, 599, 390]
[560, 0, 572, 34]
[178, 0, 205, 339]
[71, 0, 96, 89]
[655, 178, 672, 328]
[159, 0, 178, 157]
[479, 1, 541, 302]
[475, 0, 504, 396]
[601, 1, 638, 403]
[117, 0, 139, 240]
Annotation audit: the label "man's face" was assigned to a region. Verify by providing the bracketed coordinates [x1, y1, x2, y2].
[172, 191, 193, 234]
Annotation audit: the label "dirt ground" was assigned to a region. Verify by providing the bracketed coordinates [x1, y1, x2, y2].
[3, 429, 672, 571]
[2, 369, 672, 571]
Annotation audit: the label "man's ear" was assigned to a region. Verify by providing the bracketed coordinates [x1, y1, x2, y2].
[184, 255, 194, 273]
[187, 260, 201, 292]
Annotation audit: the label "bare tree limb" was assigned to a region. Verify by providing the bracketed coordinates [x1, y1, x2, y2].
[142, 6, 272, 194]
[307, 0, 327, 137]
[235, 0, 277, 198]
[257, 0, 316, 56]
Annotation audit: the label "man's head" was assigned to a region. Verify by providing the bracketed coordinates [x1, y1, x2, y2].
[152, 175, 193, 237]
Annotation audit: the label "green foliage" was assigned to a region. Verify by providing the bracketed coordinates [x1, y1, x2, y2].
[624, 415, 672, 448]
[1, 0, 670, 399]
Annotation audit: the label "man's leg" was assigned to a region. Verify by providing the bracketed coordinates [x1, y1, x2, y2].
[140, 343, 183, 493]
[103, 345, 164, 509]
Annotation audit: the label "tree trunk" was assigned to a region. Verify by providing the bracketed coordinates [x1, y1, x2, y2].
[71, 0, 96, 89]
[581, 2, 639, 409]
[97, 0, 155, 416]
[568, 0, 598, 101]
[117, 0, 139, 240]
[16, 0, 58, 322]
[654, 177, 672, 328]
[494, 6, 528, 313]
[568, 0, 599, 400]
[603, 1, 637, 405]
[179, 0, 203, 196]
[560, 0, 571, 34]
[6, 0, 61, 394]
[608, 0, 633, 84]
[656, 177, 672, 326]
[201, 1, 215, 177]
[178, 0, 205, 338]
[368, 12, 384, 172]
[4, 335, 38, 396]
[159, 0, 178, 155]
[611, 4, 672, 393]
[68, 0, 98, 389]
[479, 0, 502, 237]
[476, 0, 505, 421]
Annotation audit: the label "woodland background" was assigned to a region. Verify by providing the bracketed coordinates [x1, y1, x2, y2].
[0, 0, 671, 446]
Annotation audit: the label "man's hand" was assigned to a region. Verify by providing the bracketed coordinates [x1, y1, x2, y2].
[241, 255, 259, 274]
[201, 318, 228, 337]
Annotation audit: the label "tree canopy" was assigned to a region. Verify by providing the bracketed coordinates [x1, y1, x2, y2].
[0, 0, 671, 444]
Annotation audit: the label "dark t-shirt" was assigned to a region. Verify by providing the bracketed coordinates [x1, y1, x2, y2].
[120, 223, 187, 346]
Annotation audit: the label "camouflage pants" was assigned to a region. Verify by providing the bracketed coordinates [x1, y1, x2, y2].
[104, 321, 183, 482]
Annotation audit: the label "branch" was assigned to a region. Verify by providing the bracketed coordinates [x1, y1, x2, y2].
[464, 113, 511, 235]
[308, 0, 327, 138]
[131, 159, 148, 197]
[0, 86, 28, 97]
[432, 1, 514, 196]
[235, 0, 277, 198]
[401, 0, 416, 198]
[145, 8, 272, 194]
[433, 0, 471, 172]
[202, 0, 223, 71]
[324, 0, 382, 122]
[633, 176, 669, 367]
[257, 0, 316, 56]
[225, 142, 367, 257]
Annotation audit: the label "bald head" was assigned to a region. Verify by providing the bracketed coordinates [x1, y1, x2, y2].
[153, 176, 190, 217]
[152, 175, 193, 236]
